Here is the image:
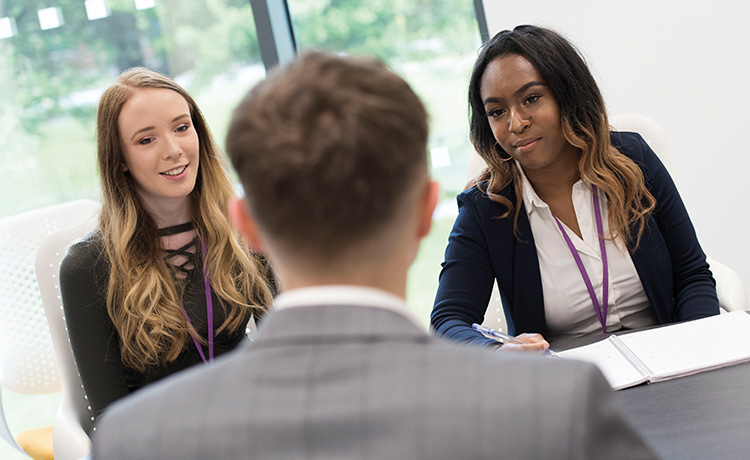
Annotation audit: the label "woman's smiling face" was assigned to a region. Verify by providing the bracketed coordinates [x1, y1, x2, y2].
[118, 87, 200, 212]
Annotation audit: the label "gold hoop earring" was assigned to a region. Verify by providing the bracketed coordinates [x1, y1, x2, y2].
[494, 142, 514, 162]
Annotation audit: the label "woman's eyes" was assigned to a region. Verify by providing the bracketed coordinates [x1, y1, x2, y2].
[524, 94, 541, 105]
[487, 108, 506, 118]
[136, 125, 190, 144]
[486, 94, 542, 118]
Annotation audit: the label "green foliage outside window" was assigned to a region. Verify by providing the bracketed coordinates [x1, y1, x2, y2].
[294, 0, 478, 62]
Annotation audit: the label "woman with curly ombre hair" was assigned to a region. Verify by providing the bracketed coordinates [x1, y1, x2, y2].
[432, 25, 718, 349]
[60, 67, 275, 424]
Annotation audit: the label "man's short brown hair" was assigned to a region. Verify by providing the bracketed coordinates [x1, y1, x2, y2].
[226, 51, 429, 258]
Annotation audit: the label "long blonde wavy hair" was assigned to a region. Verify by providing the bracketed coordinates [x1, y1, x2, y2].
[96, 67, 273, 371]
[468, 25, 656, 248]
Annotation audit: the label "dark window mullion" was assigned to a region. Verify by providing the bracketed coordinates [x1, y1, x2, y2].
[249, 0, 298, 71]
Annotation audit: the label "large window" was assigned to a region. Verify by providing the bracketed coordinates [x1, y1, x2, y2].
[288, 0, 482, 321]
[0, 0, 265, 218]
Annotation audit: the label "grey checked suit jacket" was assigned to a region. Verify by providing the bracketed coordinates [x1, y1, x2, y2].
[92, 304, 659, 459]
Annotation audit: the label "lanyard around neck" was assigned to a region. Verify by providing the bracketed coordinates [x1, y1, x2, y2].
[551, 184, 610, 333]
[181, 237, 214, 364]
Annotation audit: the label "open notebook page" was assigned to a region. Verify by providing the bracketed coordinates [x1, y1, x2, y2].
[557, 338, 649, 390]
[617, 310, 750, 381]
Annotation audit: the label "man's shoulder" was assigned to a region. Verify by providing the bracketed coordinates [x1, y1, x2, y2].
[92, 346, 252, 458]
[92, 336, 623, 460]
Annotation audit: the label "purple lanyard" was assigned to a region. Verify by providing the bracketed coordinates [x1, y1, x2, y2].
[552, 185, 610, 333]
[181, 238, 214, 364]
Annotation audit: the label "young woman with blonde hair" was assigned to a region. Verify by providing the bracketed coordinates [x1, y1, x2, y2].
[60, 67, 274, 424]
[431, 25, 718, 349]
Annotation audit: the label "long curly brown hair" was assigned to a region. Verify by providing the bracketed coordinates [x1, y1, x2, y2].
[96, 67, 273, 371]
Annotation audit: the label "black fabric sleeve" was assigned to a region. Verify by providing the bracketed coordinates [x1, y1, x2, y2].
[431, 192, 503, 347]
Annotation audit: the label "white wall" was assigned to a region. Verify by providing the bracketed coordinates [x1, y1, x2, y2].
[481, 0, 750, 294]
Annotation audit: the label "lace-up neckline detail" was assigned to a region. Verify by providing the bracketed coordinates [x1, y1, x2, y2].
[160, 222, 216, 364]
[159, 222, 198, 277]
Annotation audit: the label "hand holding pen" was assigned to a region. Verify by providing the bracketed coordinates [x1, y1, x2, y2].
[472, 323, 560, 357]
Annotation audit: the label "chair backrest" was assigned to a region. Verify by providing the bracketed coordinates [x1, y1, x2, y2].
[0, 199, 99, 394]
[706, 257, 749, 313]
[0, 199, 99, 457]
[609, 113, 674, 171]
[36, 216, 99, 460]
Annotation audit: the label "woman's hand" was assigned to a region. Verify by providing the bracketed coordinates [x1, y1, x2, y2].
[499, 333, 550, 353]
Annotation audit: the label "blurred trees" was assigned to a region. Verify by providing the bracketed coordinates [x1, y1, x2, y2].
[0, 0, 476, 131]
[292, 0, 478, 62]
[0, 0, 260, 130]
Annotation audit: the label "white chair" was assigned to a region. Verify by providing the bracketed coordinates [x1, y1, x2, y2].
[610, 113, 748, 313]
[610, 113, 674, 170]
[36, 216, 100, 460]
[0, 199, 98, 460]
[706, 257, 748, 312]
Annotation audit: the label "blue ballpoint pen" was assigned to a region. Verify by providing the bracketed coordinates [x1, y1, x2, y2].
[471, 323, 562, 357]
[472, 323, 524, 344]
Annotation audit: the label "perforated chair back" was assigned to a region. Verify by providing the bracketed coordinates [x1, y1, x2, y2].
[0, 199, 99, 457]
[36, 214, 99, 460]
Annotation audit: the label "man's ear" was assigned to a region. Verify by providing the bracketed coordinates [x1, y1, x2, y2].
[228, 197, 265, 252]
[416, 179, 440, 239]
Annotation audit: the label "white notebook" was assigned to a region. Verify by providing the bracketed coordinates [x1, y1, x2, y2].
[558, 311, 750, 390]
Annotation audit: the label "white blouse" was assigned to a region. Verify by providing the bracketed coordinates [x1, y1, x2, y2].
[517, 166, 657, 341]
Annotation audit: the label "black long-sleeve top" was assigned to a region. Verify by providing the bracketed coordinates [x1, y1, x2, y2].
[60, 230, 270, 427]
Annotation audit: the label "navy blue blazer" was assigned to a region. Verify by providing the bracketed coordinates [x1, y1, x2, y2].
[431, 131, 719, 347]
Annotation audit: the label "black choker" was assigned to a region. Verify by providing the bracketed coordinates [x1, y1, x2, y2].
[158, 222, 195, 237]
